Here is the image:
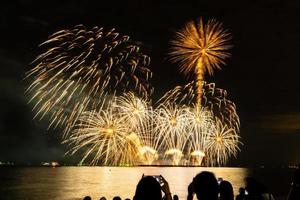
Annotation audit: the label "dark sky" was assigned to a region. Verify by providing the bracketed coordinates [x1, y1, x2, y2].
[0, 0, 300, 166]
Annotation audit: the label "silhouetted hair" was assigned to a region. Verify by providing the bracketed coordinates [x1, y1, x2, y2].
[219, 180, 234, 200]
[236, 187, 246, 200]
[193, 171, 218, 200]
[83, 196, 92, 200]
[245, 177, 259, 193]
[239, 187, 245, 194]
[113, 197, 121, 200]
[133, 176, 162, 200]
[245, 177, 267, 200]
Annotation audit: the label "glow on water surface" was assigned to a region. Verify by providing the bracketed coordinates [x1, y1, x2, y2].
[1, 167, 248, 200]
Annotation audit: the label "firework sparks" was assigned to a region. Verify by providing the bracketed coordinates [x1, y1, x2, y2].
[63, 109, 138, 165]
[26, 20, 241, 167]
[190, 150, 206, 166]
[169, 18, 231, 105]
[112, 93, 159, 165]
[138, 146, 159, 165]
[112, 92, 151, 130]
[136, 122, 160, 165]
[64, 94, 240, 166]
[154, 103, 190, 165]
[165, 148, 184, 165]
[121, 132, 141, 165]
[185, 106, 215, 165]
[204, 119, 240, 166]
[64, 92, 160, 166]
[157, 81, 240, 166]
[157, 81, 240, 134]
[25, 25, 152, 136]
[136, 119, 160, 165]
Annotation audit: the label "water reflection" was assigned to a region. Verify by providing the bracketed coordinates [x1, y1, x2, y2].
[1, 167, 249, 200]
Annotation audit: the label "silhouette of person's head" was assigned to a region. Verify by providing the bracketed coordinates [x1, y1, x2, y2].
[83, 196, 92, 200]
[113, 197, 121, 200]
[219, 180, 234, 200]
[133, 176, 162, 200]
[193, 171, 218, 200]
[99, 197, 106, 200]
[238, 187, 245, 195]
[245, 177, 261, 195]
[173, 194, 179, 200]
[245, 176, 270, 200]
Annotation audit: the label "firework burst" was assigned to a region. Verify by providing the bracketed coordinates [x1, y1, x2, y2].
[136, 118, 160, 165]
[64, 92, 160, 166]
[112, 92, 159, 165]
[63, 109, 138, 165]
[158, 81, 240, 134]
[165, 16, 239, 165]
[185, 107, 215, 165]
[25, 25, 152, 136]
[112, 92, 151, 129]
[204, 119, 240, 166]
[169, 18, 231, 105]
[26, 19, 241, 167]
[154, 103, 190, 164]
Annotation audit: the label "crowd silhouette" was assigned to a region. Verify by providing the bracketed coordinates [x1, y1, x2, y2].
[82, 166, 300, 200]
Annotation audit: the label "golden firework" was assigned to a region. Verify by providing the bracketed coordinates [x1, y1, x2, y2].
[185, 106, 215, 165]
[157, 81, 240, 135]
[64, 108, 141, 166]
[169, 18, 232, 105]
[25, 25, 152, 137]
[64, 93, 160, 166]
[112, 93, 160, 165]
[204, 119, 240, 166]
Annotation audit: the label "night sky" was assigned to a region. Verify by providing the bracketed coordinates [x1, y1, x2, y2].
[0, 0, 300, 166]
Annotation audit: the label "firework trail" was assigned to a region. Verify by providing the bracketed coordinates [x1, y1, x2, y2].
[169, 18, 231, 105]
[25, 25, 152, 136]
[203, 119, 240, 166]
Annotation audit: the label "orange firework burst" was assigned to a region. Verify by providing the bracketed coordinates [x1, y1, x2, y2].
[169, 18, 232, 105]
